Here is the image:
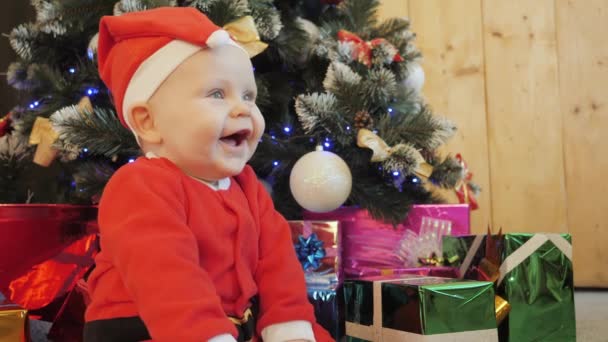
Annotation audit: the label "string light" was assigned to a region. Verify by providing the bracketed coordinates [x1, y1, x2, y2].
[29, 101, 40, 109]
[273, 161, 279, 166]
[83, 148, 89, 153]
[346, 125, 351, 131]
[86, 87, 99, 96]
[68, 67, 76, 74]
[128, 158, 135, 163]
[283, 126, 291, 133]
[392, 171, 400, 177]
[388, 107, 393, 113]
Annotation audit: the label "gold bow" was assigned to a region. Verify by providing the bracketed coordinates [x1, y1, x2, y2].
[223, 16, 268, 58]
[29, 117, 59, 167]
[356, 128, 433, 178]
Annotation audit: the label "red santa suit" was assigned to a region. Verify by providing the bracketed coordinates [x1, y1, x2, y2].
[88, 7, 333, 341]
[85, 157, 333, 341]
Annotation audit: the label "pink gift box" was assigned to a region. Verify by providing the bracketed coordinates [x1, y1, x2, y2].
[347, 266, 459, 279]
[304, 205, 470, 277]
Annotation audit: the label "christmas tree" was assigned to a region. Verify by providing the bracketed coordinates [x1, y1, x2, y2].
[2, 0, 470, 224]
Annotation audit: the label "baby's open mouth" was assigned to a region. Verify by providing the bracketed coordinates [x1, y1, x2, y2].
[220, 129, 251, 146]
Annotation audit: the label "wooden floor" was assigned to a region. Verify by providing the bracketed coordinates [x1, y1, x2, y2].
[575, 290, 608, 341]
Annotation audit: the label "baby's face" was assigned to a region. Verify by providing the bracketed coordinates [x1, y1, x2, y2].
[147, 45, 265, 181]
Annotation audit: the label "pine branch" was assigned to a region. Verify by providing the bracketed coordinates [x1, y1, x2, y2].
[190, 0, 249, 26]
[9, 23, 39, 61]
[0, 134, 32, 203]
[45, 0, 115, 33]
[249, 0, 282, 40]
[6, 61, 40, 90]
[323, 61, 361, 93]
[295, 93, 353, 145]
[322, 62, 367, 114]
[339, 0, 380, 36]
[380, 143, 420, 175]
[50, 106, 139, 158]
[362, 68, 397, 108]
[72, 160, 116, 203]
[429, 154, 463, 188]
[376, 105, 457, 150]
[114, 0, 176, 15]
[270, 15, 309, 68]
[370, 18, 411, 40]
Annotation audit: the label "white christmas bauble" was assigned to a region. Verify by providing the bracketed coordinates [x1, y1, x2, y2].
[87, 32, 99, 60]
[290, 148, 352, 213]
[403, 62, 425, 93]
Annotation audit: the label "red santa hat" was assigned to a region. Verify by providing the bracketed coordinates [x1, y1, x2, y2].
[97, 7, 245, 130]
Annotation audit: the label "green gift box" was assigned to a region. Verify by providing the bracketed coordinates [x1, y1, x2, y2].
[443, 233, 576, 341]
[344, 275, 498, 341]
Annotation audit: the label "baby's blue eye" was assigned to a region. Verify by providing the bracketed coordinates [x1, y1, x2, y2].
[209, 90, 224, 99]
[243, 93, 255, 101]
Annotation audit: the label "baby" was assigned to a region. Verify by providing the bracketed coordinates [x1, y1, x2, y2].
[84, 7, 333, 342]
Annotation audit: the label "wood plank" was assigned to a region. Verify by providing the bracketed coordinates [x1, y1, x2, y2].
[555, 0, 608, 287]
[377, 0, 408, 21]
[408, 0, 491, 234]
[482, 0, 568, 233]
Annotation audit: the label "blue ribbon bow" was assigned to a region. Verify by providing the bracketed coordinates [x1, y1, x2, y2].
[295, 233, 326, 271]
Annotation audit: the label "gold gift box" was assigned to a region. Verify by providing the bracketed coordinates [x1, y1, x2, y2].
[0, 304, 29, 342]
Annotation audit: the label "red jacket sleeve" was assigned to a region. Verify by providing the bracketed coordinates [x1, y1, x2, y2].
[236, 167, 328, 338]
[98, 161, 237, 341]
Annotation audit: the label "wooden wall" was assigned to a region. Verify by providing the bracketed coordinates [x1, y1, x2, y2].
[378, 0, 608, 287]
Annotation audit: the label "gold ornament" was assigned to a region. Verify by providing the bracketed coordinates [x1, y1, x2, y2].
[495, 295, 511, 325]
[356, 128, 433, 178]
[29, 117, 59, 166]
[223, 16, 268, 58]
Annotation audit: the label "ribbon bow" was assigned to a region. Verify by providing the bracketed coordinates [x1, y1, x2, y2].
[337, 30, 404, 67]
[223, 16, 268, 58]
[455, 153, 479, 210]
[29, 117, 60, 167]
[357, 128, 433, 178]
[294, 233, 326, 271]
[0, 112, 12, 137]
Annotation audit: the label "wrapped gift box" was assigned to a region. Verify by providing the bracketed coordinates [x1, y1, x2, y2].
[348, 266, 458, 279]
[289, 221, 342, 288]
[344, 275, 498, 341]
[443, 233, 576, 341]
[0, 303, 29, 342]
[304, 205, 470, 276]
[289, 221, 343, 339]
[308, 288, 344, 341]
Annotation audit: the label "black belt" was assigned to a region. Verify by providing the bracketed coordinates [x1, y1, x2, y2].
[83, 301, 257, 342]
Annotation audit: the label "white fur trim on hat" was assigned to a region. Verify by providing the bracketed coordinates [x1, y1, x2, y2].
[122, 31, 245, 141]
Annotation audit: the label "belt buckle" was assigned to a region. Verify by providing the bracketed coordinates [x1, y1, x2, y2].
[228, 307, 253, 325]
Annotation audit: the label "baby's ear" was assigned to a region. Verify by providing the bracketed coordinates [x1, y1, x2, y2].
[128, 102, 162, 144]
